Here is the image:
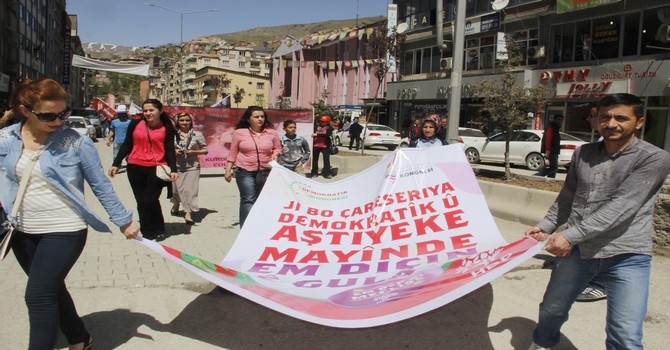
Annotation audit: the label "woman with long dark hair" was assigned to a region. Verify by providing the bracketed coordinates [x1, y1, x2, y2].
[224, 106, 281, 227]
[108, 98, 177, 240]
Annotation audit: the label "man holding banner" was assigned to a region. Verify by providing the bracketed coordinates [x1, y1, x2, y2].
[525, 93, 670, 350]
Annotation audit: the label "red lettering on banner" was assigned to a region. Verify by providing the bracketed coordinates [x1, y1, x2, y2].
[451, 233, 476, 249]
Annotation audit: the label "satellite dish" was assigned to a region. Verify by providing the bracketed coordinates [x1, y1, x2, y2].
[491, 0, 509, 11]
[396, 22, 409, 34]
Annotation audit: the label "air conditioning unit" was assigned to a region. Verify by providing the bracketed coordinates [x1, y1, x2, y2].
[439, 57, 453, 70]
[527, 45, 546, 59]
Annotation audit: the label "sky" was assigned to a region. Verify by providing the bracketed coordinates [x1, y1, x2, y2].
[66, 0, 392, 47]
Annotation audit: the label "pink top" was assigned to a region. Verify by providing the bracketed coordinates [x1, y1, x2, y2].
[128, 121, 168, 167]
[227, 128, 281, 171]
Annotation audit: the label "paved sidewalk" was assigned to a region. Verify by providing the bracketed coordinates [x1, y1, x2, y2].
[0, 142, 668, 349]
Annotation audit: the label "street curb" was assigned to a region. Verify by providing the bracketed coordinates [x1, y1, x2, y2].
[478, 180, 557, 226]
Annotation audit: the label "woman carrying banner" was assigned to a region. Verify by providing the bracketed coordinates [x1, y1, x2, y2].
[224, 106, 281, 228]
[0, 78, 140, 349]
[409, 114, 449, 148]
[108, 98, 177, 240]
[171, 112, 208, 225]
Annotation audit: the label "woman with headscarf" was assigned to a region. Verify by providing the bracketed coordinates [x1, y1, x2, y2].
[409, 114, 449, 148]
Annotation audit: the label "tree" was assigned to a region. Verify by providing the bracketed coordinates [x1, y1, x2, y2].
[209, 74, 230, 102]
[233, 86, 246, 107]
[309, 90, 337, 129]
[473, 39, 551, 179]
[361, 20, 405, 154]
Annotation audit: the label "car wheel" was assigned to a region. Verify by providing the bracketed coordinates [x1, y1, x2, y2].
[526, 153, 546, 171]
[399, 141, 409, 148]
[465, 148, 480, 163]
[387, 145, 397, 151]
[335, 136, 341, 146]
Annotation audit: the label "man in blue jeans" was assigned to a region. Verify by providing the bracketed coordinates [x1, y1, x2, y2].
[525, 93, 670, 350]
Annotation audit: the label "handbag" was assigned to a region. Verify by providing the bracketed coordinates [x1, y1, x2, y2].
[145, 121, 171, 181]
[249, 129, 270, 192]
[1, 142, 51, 260]
[329, 135, 339, 155]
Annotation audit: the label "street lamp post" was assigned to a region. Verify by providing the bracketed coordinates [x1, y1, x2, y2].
[144, 3, 219, 105]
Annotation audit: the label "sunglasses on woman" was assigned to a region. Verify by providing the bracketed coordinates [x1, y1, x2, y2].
[31, 107, 71, 122]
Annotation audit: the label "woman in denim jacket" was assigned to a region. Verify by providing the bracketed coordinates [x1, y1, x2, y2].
[0, 79, 140, 350]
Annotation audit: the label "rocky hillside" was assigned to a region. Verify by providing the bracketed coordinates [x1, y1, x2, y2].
[82, 16, 385, 59]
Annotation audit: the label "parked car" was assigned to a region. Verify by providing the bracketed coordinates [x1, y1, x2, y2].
[66, 116, 97, 142]
[457, 127, 487, 148]
[72, 107, 103, 137]
[463, 129, 586, 171]
[334, 123, 402, 150]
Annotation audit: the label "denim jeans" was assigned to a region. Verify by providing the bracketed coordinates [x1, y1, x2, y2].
[234, 168, 260, 228]
[533, 246, 651, 349]
[12, 230, 90, 349]
[112, 143, 122, 162]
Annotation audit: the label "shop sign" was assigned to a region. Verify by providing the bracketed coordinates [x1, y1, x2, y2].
[540, 69, 591, 83]
[556, 80, 628, 99]
[600, 64, 658, 79]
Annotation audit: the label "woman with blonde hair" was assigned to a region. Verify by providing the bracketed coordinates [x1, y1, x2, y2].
[171, 112, 208, 225]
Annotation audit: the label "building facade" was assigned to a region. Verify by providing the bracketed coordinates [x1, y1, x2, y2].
[0, 0, 85, 107]
[269, 21, 392, 124]
[388, 0, 670, 151]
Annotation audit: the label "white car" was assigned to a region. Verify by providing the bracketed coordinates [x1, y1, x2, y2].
[463, 129, 586, 171]
[335, 123, 402, 150]
[66, 116, 97, 141]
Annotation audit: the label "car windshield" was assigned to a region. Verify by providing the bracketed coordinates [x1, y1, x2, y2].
[459, 129, 486, 137]
[559, 132, 585, 141]
[67, 121, 86, 128]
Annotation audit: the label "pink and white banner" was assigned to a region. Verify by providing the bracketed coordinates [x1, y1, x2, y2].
[138, 145, 542, 327]
[163, 107, 313, 168]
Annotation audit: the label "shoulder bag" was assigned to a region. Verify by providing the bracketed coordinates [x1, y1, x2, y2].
[145, 121, 171, 181]
[1, 142, 51, 260]
[249, 129, 270, 192]
[329, 132, 339, 155]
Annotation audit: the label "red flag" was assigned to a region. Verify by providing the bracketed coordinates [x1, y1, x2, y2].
[89, 98, 116, 121]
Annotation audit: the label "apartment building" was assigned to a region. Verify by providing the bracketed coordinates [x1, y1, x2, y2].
[269, 20, 394, 124]
[0, 0, 85, 107]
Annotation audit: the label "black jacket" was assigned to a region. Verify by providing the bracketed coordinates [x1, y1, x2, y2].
[349, 122, 363, 137]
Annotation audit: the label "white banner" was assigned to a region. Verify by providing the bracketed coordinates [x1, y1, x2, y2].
[139, 145, 542, 327]
[71, 54, 150, 76]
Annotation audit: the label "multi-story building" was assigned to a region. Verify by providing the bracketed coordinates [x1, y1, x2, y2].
[388, 0, 670, 151]
[269, 21, 392, 124]
[154, 40, 273, 106]
[194, 65, 270, 108]
[0, 0, 84, 107]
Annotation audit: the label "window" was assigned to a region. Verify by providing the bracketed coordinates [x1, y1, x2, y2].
[222, 60, 229, 67]
[591, 16, 620, 60]
[256, 82, 264, 89]
[622, 13, 640, 57]
[238, 62, 246, 68]
[641, 8, 670, 55]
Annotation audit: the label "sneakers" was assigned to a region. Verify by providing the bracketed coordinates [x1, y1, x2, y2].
[528, 342, 551, 350]
[576, 286, 607, 302]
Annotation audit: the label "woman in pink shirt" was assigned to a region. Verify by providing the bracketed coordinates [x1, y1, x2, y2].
[224, 106, 281, 227]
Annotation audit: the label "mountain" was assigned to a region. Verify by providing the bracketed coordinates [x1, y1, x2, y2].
[81, 16, 385, 59]
[199, 16, 385, 45]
